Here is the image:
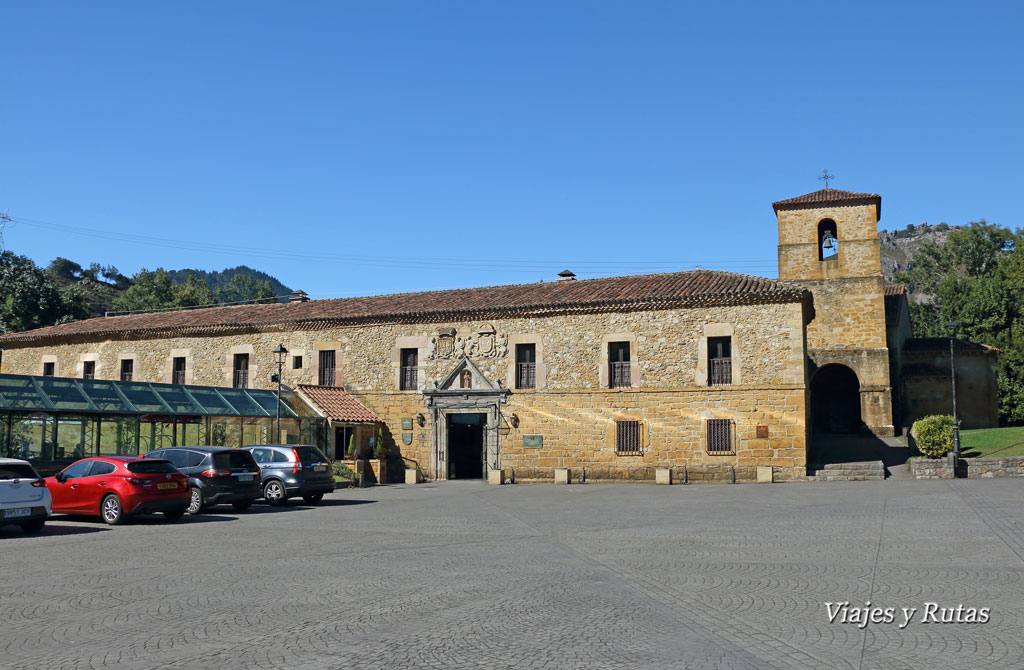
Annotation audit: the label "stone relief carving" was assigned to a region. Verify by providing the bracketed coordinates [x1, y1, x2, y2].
[429, 324, 509, 360]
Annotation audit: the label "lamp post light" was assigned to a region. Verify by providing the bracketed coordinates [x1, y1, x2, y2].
[945, 321, 961, 472]
[272, 344, 288, 443]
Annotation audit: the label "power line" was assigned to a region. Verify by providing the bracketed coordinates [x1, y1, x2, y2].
[7, 213, 778, 275]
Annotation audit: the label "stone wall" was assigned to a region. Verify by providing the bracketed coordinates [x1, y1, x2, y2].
[354, 385, 808, 482]
[900, 350, 999, 429]
[0, 302, 808, 392]
[0, 300, 809, 481]
[910, 457, 1024, 479]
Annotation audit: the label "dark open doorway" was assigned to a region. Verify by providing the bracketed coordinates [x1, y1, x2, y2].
[811, 364, 862, 433]
[447, 413, 485, 479]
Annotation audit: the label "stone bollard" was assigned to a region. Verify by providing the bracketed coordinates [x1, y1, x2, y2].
[655, 468, 672, 485]
[405, 467, 419, 485]
[554, 467, 571, 484]
[487, 468, 506, 485]
[756, 466, 773, 483]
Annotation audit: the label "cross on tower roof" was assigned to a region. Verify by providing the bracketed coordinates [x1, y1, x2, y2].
[818, 170, 835, 190]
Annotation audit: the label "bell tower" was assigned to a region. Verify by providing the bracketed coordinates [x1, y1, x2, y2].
[774, 188, 894, 438]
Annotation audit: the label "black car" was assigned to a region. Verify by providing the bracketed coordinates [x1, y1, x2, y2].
[144, 447, 262, 514]
[244, 445, 335, 505]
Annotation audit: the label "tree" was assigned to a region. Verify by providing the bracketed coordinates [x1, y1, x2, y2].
[173, 272, 214, 308]
[214, 273, 276, 304]
[896, 221, 1024, 423]
[46, 257, 83, 281]
[0, 252, 89, 334]
[112, 268, 176, 312]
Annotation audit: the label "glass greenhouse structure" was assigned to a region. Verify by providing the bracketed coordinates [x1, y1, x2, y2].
[0, 374, 327, 473]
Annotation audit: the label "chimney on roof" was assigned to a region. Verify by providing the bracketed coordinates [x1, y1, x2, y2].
[288, 290, 310, 303]
[557, 269, 576, 281]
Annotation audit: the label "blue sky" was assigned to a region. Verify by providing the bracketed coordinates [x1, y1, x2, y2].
[2, 1, 1021, 298]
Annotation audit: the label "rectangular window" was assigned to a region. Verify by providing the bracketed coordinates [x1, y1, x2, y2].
[615, 420, 641, 454]
[707, 419, 733, 453]
[318, 350, 335, 386]
[515, 343, 536, 389]
[120, 359, 134, 382]
[292, 355, 303, 370]
[82, 361, 95, 380]
[400, 348, 418, 391]
[42, 362, 55, 377]
[173, 357, 187, 385]
[233, 353, 249, 389]
[608, 342, 631, 388]
[708, 336, 732, 386]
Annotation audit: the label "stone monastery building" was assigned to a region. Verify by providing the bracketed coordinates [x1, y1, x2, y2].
[0, 189, 993, 482]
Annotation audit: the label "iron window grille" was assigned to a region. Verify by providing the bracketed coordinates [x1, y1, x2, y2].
[707, 419, 733, 453]
[707, 336, 732, 386]
[120, 360, 133, 382]
[172, 357, 187, 385]
[616, 420, 642, 454]
[318, 350, 336, 386]
[609, 362, 631, 388]
[400, 348, 418, 391]
[516, 343, 537, 389]
[82, 361, 95, 380]
[233, 354, 249, 388]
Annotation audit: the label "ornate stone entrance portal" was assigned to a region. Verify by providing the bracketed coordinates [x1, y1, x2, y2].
[423, 357, 510, 481]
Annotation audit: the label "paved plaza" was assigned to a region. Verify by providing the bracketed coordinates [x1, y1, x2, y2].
[2, 477, 1023, 669]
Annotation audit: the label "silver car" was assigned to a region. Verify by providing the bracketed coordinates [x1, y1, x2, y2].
[0, 458, 51, 533]
[244, 445, 335, 505]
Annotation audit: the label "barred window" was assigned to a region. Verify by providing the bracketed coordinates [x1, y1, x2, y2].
[82, 361, 95, 380]
[706, 419, 733, 453]
[616, 420, 642, 454]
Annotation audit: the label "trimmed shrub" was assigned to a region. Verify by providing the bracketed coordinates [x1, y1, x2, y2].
[332, 460, 356, 481]
[913, 414, 956, 458]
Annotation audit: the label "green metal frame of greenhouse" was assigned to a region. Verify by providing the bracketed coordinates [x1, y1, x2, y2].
[0, 373, 327, 473]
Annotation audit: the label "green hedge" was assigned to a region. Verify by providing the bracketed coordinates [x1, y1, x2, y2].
[913, 415, 955, 458]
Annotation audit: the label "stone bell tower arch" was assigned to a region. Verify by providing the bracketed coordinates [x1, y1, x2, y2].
[773, 188, 894, 437]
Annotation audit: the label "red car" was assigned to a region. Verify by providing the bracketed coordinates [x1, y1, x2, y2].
[45, 457, 190, 525]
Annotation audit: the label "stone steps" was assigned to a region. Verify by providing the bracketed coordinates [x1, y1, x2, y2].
[807, 460, 885, 481]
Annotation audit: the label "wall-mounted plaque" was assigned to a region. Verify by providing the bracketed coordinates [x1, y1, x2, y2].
[756, 425, 769, 439]
[402, 432, 413, 445]
[401, 417, 414, 430]
[522, 434, 543, 449]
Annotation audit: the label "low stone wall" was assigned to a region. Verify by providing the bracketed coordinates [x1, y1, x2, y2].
[509, 464, 803, 484]
[910, 457, 1024, 479]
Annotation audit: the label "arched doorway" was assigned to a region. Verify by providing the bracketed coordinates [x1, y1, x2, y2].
[811, 364, 862, 433]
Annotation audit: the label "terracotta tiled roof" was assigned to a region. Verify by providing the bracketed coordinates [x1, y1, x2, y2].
[884, 284, 907, 297]
[772, 189, 881, 219]
[0, 270, 812, 345]
[296, 386, 382, 423]
[883, 284, 907, 326]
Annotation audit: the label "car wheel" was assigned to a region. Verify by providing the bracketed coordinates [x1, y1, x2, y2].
[163, 509, 185, 521]
[302, 492, 324, 504]
[263, 480, 287, 505]
[101, 494, 125, 525]
[186, 487, 204, 515]
[19, 518, 45, 534]
[232, 501, 253, 511]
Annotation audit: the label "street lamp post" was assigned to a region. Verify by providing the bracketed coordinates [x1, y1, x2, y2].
[945, 321, 961, 473]
[272, 344, 288, 443]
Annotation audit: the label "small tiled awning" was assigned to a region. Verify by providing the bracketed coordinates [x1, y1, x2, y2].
[296, 385, 382, 423]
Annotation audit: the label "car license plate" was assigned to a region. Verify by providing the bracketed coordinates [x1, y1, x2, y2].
[3, 507, 32, 518]
[238, 474, 254, 481]
[314, 465, 327, 472]
[157, 482, 177, 490]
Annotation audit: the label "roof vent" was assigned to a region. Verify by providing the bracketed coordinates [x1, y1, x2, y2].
[288, 290, 310, 303]
[557, 269, 576, 281]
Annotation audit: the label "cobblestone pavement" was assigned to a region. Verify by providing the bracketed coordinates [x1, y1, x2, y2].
[2, 478, 1023, 669]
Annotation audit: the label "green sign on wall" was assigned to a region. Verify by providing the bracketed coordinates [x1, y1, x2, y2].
[401, 417, 413, 430]
[522, 434, 543, 449]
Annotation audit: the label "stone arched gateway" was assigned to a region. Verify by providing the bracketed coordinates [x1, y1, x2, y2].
[810, 364, 863, 433]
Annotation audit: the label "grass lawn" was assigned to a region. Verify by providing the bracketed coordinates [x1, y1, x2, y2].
[959, 426, 1024, 457]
